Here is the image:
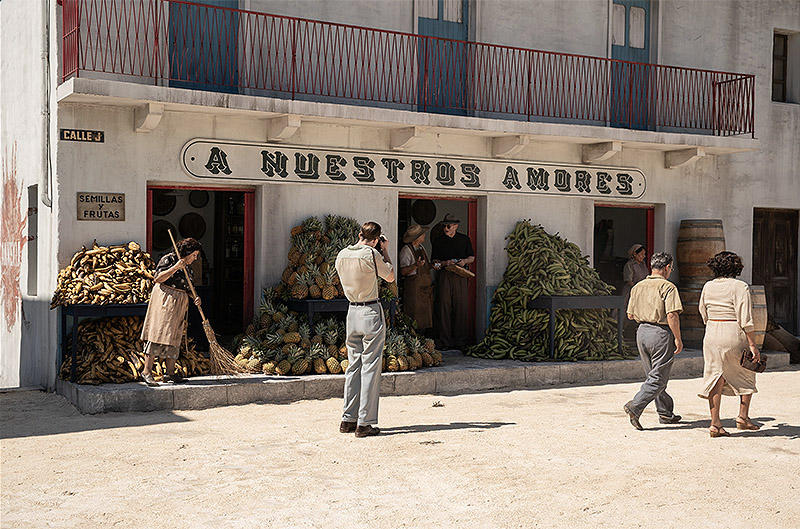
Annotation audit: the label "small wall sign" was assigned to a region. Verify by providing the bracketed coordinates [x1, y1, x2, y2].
[60, 129, 104, 143]
[77, 192, 125, 221]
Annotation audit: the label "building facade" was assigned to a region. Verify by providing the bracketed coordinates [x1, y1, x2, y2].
[1, 0, 798, 389]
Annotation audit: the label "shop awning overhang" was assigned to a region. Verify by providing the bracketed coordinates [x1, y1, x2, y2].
[57, 78, 760, 160]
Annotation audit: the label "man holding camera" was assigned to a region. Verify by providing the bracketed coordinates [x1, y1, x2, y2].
[432, 213, 475, 351]
[335, 221, 395, 438]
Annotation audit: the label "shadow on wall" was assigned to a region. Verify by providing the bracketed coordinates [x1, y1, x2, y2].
[18, 298, 52, 390]
[0, 390, 191, 440]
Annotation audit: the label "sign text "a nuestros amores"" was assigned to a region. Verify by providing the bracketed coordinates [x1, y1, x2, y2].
[182, 140, 646, 199]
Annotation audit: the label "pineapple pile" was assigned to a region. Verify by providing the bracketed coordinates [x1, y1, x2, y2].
[278, 214, 396, 301]
[279, 215, 360, 301]
[233, 288, 442, 375]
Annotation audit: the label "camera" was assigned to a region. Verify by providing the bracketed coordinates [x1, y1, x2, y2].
[375, 235, 387, 253]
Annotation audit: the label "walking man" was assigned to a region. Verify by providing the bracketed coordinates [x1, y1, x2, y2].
[335, 221, 395, 438]
[431, 213, 475, 351]
[623, 252, 684, 430]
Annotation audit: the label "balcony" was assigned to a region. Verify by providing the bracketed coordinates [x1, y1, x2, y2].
[60, 0, 755, 139]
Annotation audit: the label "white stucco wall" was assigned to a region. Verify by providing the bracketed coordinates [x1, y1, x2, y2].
[0, 0, 59, 389]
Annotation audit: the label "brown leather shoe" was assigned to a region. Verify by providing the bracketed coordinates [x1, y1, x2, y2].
[355, 425, 380, 438]
[339, 421, 357, 433]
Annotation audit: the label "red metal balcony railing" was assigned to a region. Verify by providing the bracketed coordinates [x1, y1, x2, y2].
[60, 0, 756, 137]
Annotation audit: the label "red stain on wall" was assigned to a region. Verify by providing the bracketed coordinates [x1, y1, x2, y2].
[1, 143, 27, 332]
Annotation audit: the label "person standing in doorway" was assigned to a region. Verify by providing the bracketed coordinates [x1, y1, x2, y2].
[140, 238, 203, 386]
[622, 244, 649, 335]
[335, 221, 395, 438]
[623, 252, 684, 430]
[431, 213, 475, 351]
[399, 224, 433, 332]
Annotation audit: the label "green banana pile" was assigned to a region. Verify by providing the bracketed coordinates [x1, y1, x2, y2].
[467, 221, 630, 362]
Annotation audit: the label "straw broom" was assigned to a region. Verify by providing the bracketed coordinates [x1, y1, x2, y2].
[168, 230, 244, 375]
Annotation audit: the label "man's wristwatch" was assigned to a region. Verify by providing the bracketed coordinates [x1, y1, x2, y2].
[453, 258, 461, 265]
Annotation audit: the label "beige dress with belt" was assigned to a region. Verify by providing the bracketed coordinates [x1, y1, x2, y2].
[697, 277, 757, 398]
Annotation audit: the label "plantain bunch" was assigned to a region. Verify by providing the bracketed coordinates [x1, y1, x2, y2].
[51, 241, 156, 307]
[467, 221, 628, 362]
[59, 315, 210, 384]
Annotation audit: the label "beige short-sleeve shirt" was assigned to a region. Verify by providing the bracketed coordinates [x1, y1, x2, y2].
[335, 244, 394, 302]
[627, 275, 683, 325]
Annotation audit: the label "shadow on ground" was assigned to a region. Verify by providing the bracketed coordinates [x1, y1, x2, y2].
[0, 390, 190, 440]
[380, 421, 514, 435]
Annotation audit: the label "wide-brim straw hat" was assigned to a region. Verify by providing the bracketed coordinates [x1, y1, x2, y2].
[403, 224, 429, 243]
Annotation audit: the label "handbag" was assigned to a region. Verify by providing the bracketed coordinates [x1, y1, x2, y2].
[740, 349, 767, 373]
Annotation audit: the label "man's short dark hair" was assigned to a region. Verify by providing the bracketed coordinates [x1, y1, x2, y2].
[176, 237, 202, 257]
[650, 252, 673, 270]
[707, 251, 744, 278]
[360, 221, 382, 242]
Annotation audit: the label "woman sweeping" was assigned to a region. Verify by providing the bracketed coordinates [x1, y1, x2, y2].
[140, 237, 203, 386]
[697, 251, 761, 437]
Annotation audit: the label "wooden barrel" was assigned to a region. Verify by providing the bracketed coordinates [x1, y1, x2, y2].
[676, 219, 725, 286]
[679, 285, 706, 347]
[750, 285, 767, 348]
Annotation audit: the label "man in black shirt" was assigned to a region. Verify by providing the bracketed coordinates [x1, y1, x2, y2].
[431, 213, 475, 350]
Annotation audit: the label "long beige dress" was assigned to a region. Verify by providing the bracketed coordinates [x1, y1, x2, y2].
[697, 277, 757, 398]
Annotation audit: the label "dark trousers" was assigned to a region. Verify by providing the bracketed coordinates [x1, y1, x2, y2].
[435, 271, 468, 349]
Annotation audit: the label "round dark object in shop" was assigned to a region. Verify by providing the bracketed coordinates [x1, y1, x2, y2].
[189, 190, 210, 209]
[179, 212, 207, 240]
[411, 199, 436, 226]
[152, 220, 176, 251]
[152, 189, 177, 216]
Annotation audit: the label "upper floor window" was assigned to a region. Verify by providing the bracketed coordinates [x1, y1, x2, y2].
[773, 33, 788, 102]
[773, 31, 798, 104]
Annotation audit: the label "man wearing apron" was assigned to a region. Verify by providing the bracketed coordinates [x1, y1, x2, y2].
[431, 213, 475, 351]
[140, 238, 203, 386]
[399, 224, 433, 331]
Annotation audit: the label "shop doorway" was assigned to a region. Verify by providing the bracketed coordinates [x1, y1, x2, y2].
[147, 186, 254, 348]
[753, 208, 798, 334]
[398, 195, 478, 345]
[594, 204, 654, 295]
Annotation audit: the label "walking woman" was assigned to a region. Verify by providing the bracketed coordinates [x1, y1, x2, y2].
[140, 237, 203, 386]
[697, 251, 761, 437]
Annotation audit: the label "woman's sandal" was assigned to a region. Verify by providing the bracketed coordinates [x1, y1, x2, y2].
[735, 416, 761, 431]
[709, 425, 731, 438]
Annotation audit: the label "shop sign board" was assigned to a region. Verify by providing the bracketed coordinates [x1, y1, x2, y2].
[76, 192, 125, 221]
[182, 139, 646, 199]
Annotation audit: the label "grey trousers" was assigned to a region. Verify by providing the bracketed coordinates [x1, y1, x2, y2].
[628, 323, 676, 418]
[342, 303, 385, 426]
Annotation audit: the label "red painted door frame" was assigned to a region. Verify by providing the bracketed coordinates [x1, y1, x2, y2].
[400, 194, 478, 342]
[147, 185, 255, 326]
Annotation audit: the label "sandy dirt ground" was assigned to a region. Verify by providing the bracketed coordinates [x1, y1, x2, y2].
[2, 368, 799, 529]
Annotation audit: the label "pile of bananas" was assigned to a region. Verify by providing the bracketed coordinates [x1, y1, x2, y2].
[468, 221, 628, 362]
[50, 241, 156, 307]
[59, 316, 210, 384]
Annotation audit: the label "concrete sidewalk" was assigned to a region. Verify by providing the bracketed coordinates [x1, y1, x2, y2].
[55, 348, 790, 414]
